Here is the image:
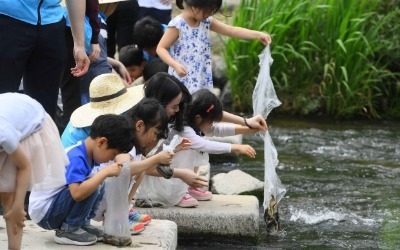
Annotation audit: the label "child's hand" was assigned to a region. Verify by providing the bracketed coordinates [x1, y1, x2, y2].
[157, 150, 174, 165]
[234, 144, 256, 158]
[3, 207, 26, 233]
[104, 162, 123, 177]
[258, 32, 272, 46]
[174, 138, 191, 153]
[173, 63, 188, 77]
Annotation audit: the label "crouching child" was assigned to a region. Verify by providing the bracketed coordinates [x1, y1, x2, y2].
[29, 114, 134, 246]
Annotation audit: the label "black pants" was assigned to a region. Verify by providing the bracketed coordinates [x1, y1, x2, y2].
[0, 14, 66, 118]
[106, 1, 140, 58]
[138, 7, 172, 25]
[59, 27, 82, 129]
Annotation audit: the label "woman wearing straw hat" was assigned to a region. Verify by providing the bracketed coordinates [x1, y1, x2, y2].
[61, 73, 172, 234]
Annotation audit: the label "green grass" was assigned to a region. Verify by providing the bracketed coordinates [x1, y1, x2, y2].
[225, 0, 400, 119]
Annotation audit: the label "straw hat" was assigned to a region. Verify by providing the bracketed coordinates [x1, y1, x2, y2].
[70, 73, 144, 128]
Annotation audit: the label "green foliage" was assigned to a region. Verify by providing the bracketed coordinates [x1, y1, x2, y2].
[225, 0, 400, 119]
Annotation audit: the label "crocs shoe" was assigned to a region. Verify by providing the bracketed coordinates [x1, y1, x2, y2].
[129, 221, 145, 235]
[135, 198, 163, 208]
[188, 187, 213, 201]
[129, 208, 151, 225]
[176, 193, 199, 208]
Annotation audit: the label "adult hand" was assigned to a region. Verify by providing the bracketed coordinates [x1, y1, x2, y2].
[175, 169, 209, 188]
[247, 114, 268, 131]
[71, 45, 90, 77]
[88, 43, 100, 61]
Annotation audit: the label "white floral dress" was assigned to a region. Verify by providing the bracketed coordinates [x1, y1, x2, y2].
[167, 15, 213, 94]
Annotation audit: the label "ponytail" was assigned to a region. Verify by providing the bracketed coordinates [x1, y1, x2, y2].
[176, 0, 184, 9]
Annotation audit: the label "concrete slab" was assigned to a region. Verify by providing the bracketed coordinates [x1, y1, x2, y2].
[0, 218, 177, 250]
[134, 195, 259, 244]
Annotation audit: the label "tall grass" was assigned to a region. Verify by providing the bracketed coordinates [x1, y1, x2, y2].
[225, 0, 400, 118]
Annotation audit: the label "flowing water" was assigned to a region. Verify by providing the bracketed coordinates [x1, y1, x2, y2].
[180, 118, 400, 249]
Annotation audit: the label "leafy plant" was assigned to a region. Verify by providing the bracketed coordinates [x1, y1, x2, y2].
[224, 0, 400, 119]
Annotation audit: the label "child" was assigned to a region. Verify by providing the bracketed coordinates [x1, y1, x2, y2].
[118, 45, 146, 86]
[156, 0, 272, 94]
[29, 114, 135, 246]
[133, 16, 167, 61]
[142, 59, 168, 84]
[135, 73, 266, 207]
[0, 93, 68, 250]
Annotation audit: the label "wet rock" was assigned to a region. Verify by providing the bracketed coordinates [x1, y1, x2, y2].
[211, 169, 263, 195]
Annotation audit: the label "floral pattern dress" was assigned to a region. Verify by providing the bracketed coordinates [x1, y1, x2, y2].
[167, 15, 213, 94]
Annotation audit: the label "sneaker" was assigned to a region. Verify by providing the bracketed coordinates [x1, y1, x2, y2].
[188, 187, 213, 201]
[176, 193, 199, 208]
[129, 221, 145, 235]
[54, 228, 97, 246]
[82, 224, 104, 242]
[129, 208, 151, 225]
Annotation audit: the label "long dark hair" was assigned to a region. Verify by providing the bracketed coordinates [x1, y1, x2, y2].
[176, 0, 223, 15]
[126, 98, 169, 154]
[185, 89, 223, 131]
[145, 72, 191, 132]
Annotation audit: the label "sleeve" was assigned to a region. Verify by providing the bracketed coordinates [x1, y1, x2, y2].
[203, 123, 235, 137]
[0, 122, 22, 154]
[167, 16, 181, 30]
[181, 127, 232, 154]
[65, 155, 91, 184]
[86, 0, 100, 44]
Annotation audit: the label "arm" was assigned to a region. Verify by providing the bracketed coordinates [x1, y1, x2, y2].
[221, 111, 268, 131]
[231, 144, 256, 158]
[107, 57, 132, 84]
[210, 19, 271, 45]
[68, 162, 122, 201]
[145, 167, 208, 188]
[86, 0, 101, 61]
[156, 27, 188, 77]
[121, 151, 173, 176]
[4, 145, 30, 228]
[65, 0, 90, 76]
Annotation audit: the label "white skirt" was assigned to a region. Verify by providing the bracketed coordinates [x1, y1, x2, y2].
[0, 114, 68, 192]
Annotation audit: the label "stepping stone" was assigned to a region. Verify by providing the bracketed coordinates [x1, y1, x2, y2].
[0, 217, 177, 250]
[134, 195, 259, 244]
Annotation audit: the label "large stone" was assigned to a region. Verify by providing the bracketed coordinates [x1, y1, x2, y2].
[0, 218, 177, 250]
[134, 195, 259, 244]
[211, 169, 264, 195]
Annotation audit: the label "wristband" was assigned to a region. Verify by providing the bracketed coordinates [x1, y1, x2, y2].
[243, 116, 254, 129]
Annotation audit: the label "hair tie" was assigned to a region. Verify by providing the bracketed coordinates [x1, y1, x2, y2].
[206, 104, 214, 113]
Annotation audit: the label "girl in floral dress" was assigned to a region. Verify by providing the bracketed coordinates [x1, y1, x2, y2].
[157, 0, 272, 94]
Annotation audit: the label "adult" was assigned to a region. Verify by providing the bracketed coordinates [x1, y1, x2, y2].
[0, 0, 89, 118]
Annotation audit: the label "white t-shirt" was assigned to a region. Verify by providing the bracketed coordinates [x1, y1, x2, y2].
[138, 0, 172, 10]
[0, 93, 45, 154]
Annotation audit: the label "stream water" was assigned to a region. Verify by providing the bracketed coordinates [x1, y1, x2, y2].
[180, 118, 400, 249]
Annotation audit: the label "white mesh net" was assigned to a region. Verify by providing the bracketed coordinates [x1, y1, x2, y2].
[252, 46, 286, 231]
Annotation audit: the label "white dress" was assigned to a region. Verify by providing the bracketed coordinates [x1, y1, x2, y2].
[0, 93, 68, 192]
[136, 123, 235, 206]
[167, 15, 213, 94]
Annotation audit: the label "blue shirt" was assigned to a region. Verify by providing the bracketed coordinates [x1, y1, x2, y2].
[0, 0, 64, 25]
[61, 122, 91, 148]
[65, 141, 93, 185]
